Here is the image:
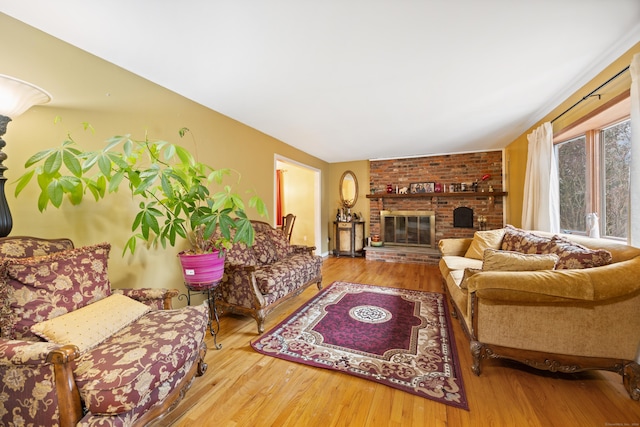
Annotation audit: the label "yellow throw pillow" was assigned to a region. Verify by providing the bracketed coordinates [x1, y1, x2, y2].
[482, 248, 559, 271]
[30, 294, 151, 353]
[464, 229, 506, 260]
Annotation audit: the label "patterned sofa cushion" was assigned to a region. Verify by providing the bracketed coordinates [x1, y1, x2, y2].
[547, 236, 613, 269]
[0, 237, 74, 259]
[1, 243, 112, 340]
[499, 226, 612, 270]
[254, 253, 323, 295]
[252, 231, 281, 265]
[74, 303, 208, 415]
[266, 227, 293, 260]
[500, 225, 552, 254]
[250, 222, 293, 265]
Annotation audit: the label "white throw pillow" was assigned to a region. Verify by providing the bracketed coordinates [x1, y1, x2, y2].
[30, 294, 151, 353]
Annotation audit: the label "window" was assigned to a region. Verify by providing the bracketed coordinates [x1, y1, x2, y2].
[555, 95, 630, 240]
[556, 136, 587, 233]
[601, 120, 631, 238]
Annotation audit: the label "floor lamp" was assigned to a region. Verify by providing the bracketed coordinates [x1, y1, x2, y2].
[0, 75, 51, 237]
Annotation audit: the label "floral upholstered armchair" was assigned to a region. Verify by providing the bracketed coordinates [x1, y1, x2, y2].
[0, 236, 210, 427]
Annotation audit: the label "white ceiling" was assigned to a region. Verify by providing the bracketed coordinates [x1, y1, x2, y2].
[2, 1, 639, 163]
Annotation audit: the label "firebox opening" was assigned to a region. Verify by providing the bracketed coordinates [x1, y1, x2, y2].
[453, 207, 474, 228]
[380, 210, 436, 248]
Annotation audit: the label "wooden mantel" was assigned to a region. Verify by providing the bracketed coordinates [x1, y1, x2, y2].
[366, 191, 508, 200]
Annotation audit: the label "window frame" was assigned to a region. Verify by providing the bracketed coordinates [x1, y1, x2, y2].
[553, 91, 630, 240]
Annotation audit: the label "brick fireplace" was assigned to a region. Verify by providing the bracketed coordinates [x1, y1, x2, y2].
[365, 151, 505, 264]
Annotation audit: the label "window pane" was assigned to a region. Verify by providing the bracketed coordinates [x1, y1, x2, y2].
[556, 136, 587, 233]
[601, 120, 630, 239]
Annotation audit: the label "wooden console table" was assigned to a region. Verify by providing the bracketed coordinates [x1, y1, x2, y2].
[333, 221, 365, 257]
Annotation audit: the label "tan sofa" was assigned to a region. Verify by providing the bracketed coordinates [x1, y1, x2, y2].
[438, 226, 640, 400]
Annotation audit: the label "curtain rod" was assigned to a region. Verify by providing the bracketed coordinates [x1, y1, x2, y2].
[550, 65, 630, 123]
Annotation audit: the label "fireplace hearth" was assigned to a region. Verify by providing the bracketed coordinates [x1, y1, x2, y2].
[380, 210, 436, 248]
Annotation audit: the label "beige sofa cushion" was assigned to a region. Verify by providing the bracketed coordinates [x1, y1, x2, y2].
[440, 255, 483, 273]
[458, 249, 558, 290]
[464, 229, 506, 260]
[31, 294, 151, 353]
[482, 249, 559, 271]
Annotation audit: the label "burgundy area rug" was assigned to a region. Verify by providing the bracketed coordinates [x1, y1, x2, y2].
[251, 281, 469, 410]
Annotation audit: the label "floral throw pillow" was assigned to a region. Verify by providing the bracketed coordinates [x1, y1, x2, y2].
[1, 243, 112, 340]
[500, 225, 552, 254]
[547, 236, 613, 269]
[0, 237, 74, 259]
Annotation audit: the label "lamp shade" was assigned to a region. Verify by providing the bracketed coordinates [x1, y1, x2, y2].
[0, 74, 51, 118]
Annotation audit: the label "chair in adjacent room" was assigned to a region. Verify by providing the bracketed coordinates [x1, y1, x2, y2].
[281, 213, 296, 242]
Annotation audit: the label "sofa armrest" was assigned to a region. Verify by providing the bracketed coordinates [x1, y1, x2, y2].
[438, 238, 473, 257]
[113, 288, 179, 310]
[291, 245, 316, 255]
[467, 257, 640, 303]
[0, 339, 82, 427]
[0, 339, 64, 364]
[219, 265, 265, 308]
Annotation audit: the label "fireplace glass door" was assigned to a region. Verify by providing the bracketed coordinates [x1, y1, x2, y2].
[381, 210, 435, 247]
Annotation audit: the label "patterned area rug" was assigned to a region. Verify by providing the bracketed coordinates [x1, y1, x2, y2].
[251, 281, 469, 410]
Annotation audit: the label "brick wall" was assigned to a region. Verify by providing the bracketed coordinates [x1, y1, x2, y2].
[369, 151, 504, 242]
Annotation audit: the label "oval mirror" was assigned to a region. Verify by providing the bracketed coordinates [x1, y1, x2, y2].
[339, 170, 358, 208]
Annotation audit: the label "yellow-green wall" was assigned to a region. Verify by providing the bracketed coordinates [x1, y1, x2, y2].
[505, 42, 640, 227]
[1, 14, 331, 300]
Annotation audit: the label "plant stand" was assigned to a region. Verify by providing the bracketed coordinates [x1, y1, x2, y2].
[181, 280, 223, 350]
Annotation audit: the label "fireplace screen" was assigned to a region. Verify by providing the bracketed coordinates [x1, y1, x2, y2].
[380, 210, 436, 247]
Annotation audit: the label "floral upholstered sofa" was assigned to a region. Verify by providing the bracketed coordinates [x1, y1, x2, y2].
[216, 221, 323, 333]
[0, 236, 210, 426]
[438, 225, 640, 400]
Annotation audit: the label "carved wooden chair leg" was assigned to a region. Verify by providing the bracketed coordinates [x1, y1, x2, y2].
[197, 342, 208, 376]
[470, 341, 484, 376]
[623, 361, 640, 400]
[256, 311, 266, 334]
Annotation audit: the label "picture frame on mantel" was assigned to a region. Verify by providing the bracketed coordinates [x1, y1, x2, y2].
[410, 183, 426, 193]
[425, 182, 435, 193]
[411, 182, 435, 193]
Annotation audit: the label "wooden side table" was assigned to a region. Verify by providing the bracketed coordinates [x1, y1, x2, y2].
[333, 221, 365, 257]
[182, 280, 222, 350]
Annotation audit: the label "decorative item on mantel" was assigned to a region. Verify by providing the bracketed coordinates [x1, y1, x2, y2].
[0, 75, 51, 237]
[475, 174, 492, 192]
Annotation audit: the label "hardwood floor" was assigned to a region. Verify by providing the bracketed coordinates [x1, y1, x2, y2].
[156, 257, 640, 427]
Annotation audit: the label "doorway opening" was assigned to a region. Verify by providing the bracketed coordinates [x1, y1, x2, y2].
[275, 156, 322, 254]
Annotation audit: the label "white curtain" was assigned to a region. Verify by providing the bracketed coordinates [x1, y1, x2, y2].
[521, 122, 560, 232]
[630, 53, 640, 246]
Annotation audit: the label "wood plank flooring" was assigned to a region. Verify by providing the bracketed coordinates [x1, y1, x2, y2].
[155, 257, 640, 427]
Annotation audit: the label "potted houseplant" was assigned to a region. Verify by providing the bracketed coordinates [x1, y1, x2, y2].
[15, 125, 268, 285]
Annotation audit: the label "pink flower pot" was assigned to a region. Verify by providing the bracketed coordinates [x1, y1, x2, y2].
[178, 250, 225, 288]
